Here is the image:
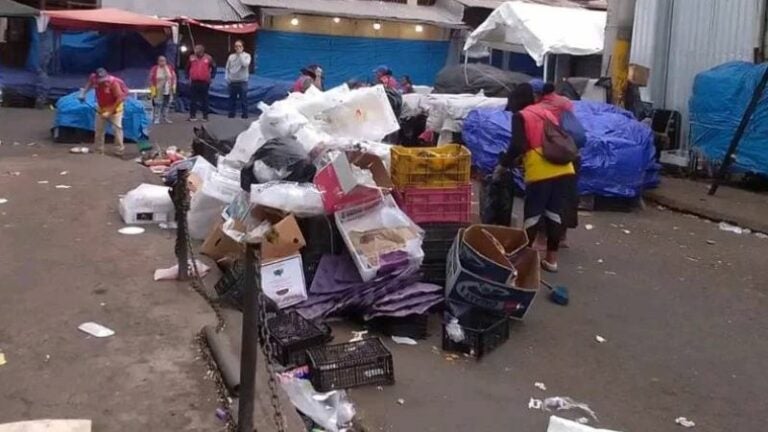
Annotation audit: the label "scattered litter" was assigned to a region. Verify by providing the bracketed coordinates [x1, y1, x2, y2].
[0, 352, 6, 366]
[280, 376, 355, 432]
[685, 256, 699, 263]
[12, 141, 20, 146]
[657, 205, 667, 211]
[756, 232, 768, 239]
[376, 386, 383, 391]
[604, 271, 617, 276]
[621, 229, 631, 235]
[55, 185, 72, 189]
[215, 407, 228, 422]
[675, 417, 695, 428]
[159, 221, 178, 230]
[70, 147, 90, 154]
[543, 397, 599, 422]
[37, 180, 49, 184]
[528, 398, 543, 409]
[743, 228, 752, 234]
[154, 260, 211, 281]
[445, 318, 465, 343]
[597, 259, 604, 264]
[349, 330, 368, 342]
[595, 335, 606, 343]
[391, 336, 418, 346]
[4, 171, 20, 176]
[396, 398, 405, 405]
[118, 226, 145, 235]
[0, 420, 93, 431]
[584, 224, 594, 231]
[706, 240, 716, 245]
[535, 382, 547, 391]
[577, 418, 590, 424]
[44, 354, 50, 362]
[27, 142, 36, 146]
[718, 222, 744, 235]
[78, 322, 115, 338]
[0, 199, 7, 205]
[60, 171, 69, 176]
[547, 416, 624, 432]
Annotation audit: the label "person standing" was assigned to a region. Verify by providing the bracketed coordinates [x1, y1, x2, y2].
[373, 65, 399, 90]
[187, 44, 216, 122]
[149, 55, 177, 124]
[292, 65, 322, 93]
[78, 67, 127, 156]
[225, 40, 252, 119]
[495, 83, 576, 273]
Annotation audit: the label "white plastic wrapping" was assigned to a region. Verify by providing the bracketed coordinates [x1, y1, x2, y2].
[547, 416, 624, 432]
[280, 377, 355, 432]
[249, 182, 325, 218]
[260, 101, 309, 140]
[119, 183, 174, 225]
[227, 120, 267, 165]
[321, 85, 400, 141]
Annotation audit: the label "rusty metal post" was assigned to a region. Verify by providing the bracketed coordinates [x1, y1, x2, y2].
[237, 243, 259, 432]
[173, 168, 189, 281]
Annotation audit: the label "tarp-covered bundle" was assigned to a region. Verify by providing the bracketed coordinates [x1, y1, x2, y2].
[463, 1, 607, 66]
[433, 64, 531, 98]
[690, 61, 768, 175]
[462, 101, 659, 198]
[54, 90, 149, 142]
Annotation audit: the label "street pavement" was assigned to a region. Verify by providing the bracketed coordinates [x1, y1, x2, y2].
[1, 108, 767, 431]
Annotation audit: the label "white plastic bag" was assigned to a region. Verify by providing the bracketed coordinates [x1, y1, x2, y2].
[279, 377, 355, 432]
[227, 120, 268, 165]
[260, 101, 308, 140]
[250, 182, 325, 217]
[322, 85, 400, 141]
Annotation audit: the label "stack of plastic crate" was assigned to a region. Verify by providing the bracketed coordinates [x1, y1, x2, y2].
[390, 144, 472, 285]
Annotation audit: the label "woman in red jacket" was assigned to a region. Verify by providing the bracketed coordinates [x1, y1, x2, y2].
[148, 56, 177, 124]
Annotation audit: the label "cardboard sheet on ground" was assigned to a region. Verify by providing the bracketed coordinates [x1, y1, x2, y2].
[463, 2, 606, 65]
[0, 420, 92, 432]
[547, 416, 623, 432]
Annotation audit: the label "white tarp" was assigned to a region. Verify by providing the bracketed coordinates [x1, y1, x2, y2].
[463, 1, 607, 66]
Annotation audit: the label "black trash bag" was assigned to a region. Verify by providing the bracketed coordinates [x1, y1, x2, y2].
[240, 138, 316, 192]
[481, 172, 513, 226]
[192, 117, 251, 166]
[433, 64, 531, 98]
[297, 215, 344, 285]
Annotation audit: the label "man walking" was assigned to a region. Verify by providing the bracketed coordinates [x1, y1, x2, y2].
[225, 40, 252, 119]
[78, 68, 127, 156]
[188, 44, 216, 122]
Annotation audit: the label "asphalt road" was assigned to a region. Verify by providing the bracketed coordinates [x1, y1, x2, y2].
[1, 108, 767, 432]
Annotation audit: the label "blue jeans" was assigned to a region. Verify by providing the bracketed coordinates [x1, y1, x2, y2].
[228, 81, 248, 118]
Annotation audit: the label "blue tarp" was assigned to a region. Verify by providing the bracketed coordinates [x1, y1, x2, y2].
[690, 61, 768, 175]
[176, 69, 292, 115]
[462, 101, 659, 198]
[54, 90, 149, 142]
[255, 30, 450, 87]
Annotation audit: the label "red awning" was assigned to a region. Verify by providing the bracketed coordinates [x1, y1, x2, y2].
[183, 18, 259, 34]
[44, 8, 177, 31]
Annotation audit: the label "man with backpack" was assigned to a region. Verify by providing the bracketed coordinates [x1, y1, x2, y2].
[78, 67, 128, 156]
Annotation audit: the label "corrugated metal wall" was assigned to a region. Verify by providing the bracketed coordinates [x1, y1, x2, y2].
[631, 0, 766, 148]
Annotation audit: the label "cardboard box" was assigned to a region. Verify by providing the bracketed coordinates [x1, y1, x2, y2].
[118, 183, 175, 225]
[314, 151, 394, 213]
[446, 230, 540, 320]
[201, 221, 244, 261]
[458, 225, 528, 284]
[628, 64, 650, 86]
[261, 254, 307, 309]
[219, 208, 307, 262]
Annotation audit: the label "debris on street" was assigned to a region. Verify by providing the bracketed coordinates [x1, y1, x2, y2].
[543, 396, 599, 422]
[595, 335, 607, 343]
[54, 185, 72, 189]
[391, 336, 418, 346]
[718, 222, 744, 235]
[0, 199, 7, 205]
[77, 322, 115, 338]
[117, 226, 145, 235]
[0, 352, 6, 367]
[675, 417, 696, 428]
[535, 382, 547, 391]
[547, 416, 624, 432]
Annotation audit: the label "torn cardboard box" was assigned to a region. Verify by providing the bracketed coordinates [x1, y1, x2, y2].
[201, 221, 245, 261]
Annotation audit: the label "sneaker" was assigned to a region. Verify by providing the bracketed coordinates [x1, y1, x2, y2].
[541, 260, 559, 273]
[153, 118, 161, 125]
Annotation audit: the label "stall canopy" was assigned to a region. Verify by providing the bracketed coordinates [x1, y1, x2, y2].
[0, 0, 38, 17]
[463, 1, 606, 65]
[182, 18, 259, 34]
[42, 8, 177, 32]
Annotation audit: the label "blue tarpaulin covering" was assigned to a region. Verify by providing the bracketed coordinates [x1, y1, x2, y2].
[690, 61, 768, 175]
[54, 90, 149, 142]
[462, 101, 659, 198]
[176, 70, 292, 115]
[255, 30, 450, 87]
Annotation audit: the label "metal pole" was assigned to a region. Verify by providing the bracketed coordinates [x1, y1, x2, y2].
[237, 244, 259, 432]
[173, 169, 189, 281]
[708, 65, 768, 196]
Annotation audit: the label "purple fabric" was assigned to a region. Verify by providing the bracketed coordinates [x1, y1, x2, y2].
[364, 296, 444, 320]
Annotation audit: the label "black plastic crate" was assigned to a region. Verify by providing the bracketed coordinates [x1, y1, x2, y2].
[422, 223, 469, 262]
[307, 338, 394, 391]
[442, 309, 509, 359]
[267, 311, 331, 366]
[368, 313, 429, 339]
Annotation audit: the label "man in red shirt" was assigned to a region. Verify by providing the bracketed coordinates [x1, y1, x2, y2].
[187, 44, 216, 122]
[78, 68, 127, 156]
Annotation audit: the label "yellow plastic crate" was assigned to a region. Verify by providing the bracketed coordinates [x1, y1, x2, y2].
[391, 144, 471, 188]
